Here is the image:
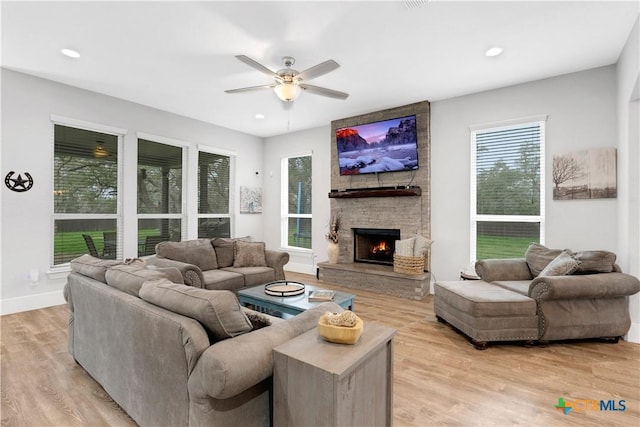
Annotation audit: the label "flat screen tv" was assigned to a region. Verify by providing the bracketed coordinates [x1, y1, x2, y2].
[336, 115, 419, 175]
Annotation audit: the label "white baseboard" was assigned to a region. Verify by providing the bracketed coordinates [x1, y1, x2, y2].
[626, 322, 640, 344]
[0, 290, 66, 316]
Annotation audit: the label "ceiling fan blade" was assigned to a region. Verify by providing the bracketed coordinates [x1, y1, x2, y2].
[299, 83, 349, 100]
[225, 83, 276, 94]
[296, 59, 340, 81]
[234, 55, 280, 79]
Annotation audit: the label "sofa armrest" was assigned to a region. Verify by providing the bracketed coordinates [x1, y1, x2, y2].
[188, 301, 341, 400]
[475, 258, 533, 282]
[146, 256, 205, 288]
[529, 272, 640, 301]
[264, 249, 290, 280]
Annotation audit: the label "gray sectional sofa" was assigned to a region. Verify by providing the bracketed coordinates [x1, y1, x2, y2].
[64, 254, 339, 426]
[146, 238, 289, 291]
[434, 244, 640, 349]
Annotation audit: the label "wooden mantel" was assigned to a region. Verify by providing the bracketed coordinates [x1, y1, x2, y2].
[328, 186, 421, 199]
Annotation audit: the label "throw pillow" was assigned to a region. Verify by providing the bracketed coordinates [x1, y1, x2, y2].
[538, 251, 580, 277]
[139, 279, 253, 340]
[212, 238, 236, 268]
[395, 237, 417, 257]
[105, 264, 170, 297]
[571, 250, 616, 273]
[155, 239, 218, 271]
[233, 241, 267, 267]
[524, 243, 563, 277]
[413, 235, 433, 257]
[70, 254, 122, 283]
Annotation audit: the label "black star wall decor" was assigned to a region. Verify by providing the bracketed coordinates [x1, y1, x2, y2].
[5, 171, 34, 192]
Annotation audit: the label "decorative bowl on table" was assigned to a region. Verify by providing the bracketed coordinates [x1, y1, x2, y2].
[317, 315, 363, 345]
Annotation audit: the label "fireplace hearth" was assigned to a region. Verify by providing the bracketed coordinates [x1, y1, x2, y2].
[353, 228, 401, 266]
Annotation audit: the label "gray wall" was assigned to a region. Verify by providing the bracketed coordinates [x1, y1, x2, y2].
[1, 69, 264, 313]
[265, 66, 620, 280]
[431, 65, 619, 280]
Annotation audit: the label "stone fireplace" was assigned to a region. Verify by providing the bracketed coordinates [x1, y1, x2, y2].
[353, 228, 400, 265]
[318, 100, 431, 300]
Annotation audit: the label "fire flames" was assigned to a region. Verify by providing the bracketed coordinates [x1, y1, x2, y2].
[371, 241, 389, 253]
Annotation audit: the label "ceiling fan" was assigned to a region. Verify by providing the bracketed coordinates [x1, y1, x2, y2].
[225, 55, 349, 103]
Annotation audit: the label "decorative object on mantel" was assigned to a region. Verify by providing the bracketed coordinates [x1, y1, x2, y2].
[317, 310, 363, 344]
[552, 147, 617, 200]
[264, 280, 305, 297]
[326, 212, 341, 263]
[393, 235, 432, 275]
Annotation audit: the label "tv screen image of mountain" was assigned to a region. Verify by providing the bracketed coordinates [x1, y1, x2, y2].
[336, 115, 419, 175]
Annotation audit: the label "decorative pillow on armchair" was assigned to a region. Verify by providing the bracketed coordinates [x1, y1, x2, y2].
[525, 243, 564, 277]
[571, 250, 616, 273]
[233, 241, 267, 267]
[538, 251, 580, 277]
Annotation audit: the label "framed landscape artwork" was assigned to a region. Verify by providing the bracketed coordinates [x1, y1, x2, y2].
[552, 147, 617, 200]
[240, 186, 262, 214]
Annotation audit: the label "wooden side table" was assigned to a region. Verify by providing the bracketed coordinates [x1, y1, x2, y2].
[273, 322, 396, 427]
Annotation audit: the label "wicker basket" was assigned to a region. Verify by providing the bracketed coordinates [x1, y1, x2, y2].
[393, 254, 425, 275]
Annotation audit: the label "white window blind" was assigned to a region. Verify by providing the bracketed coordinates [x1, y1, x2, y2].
[470, 118, 545, 261]
[53, 124, 121, 265]
[282, 154, 312, 249]
[137, 138, 185, 255]
[197, 151, 231, 238]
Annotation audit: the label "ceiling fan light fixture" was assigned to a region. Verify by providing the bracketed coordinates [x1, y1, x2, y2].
[485, 47, 504, 57]
[93, 142, 109, 158]
[61, 48, 80, 58]
[274, 83, 302, 102]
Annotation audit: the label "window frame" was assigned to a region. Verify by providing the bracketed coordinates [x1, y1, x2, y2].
[50, 115, 126, 269]
[469, 115, 547, 262]
[196, 146, 235, 238]
[281, 152, 313, 251]
[136, 132, 189, 253]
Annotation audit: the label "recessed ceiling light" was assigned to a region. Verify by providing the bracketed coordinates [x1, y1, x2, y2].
[485, 47, 504, 57]
[255, 113, 265, 119]
[61, 48, 80, 58]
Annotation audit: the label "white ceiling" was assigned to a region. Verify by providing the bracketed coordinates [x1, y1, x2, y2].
[2, 1, 638, 138]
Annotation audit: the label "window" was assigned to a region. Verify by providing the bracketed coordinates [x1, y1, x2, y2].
[470, 118, 545, 261]
[53, 124, 120, 265]
[137, 138, 185, 256]
[198, 150, 231, 238]
[282, 154, 312, 249]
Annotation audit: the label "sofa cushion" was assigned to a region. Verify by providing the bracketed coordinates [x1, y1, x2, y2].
[105, 264, 170, 297]
[539, 251, 580, 277]
[201, 269, 245, 291]
[233, 241, 267, 267]
[571, 250, 616, 273]
[139, 279, 253, 340]
[221, 266, 275, 287]
[212, 238, 235, 268]
[525, 243, 563, 277]
[70, 254, 122, 283]
[156, 239, 218, 271]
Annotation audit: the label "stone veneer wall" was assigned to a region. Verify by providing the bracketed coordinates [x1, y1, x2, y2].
[330, 100, 431, 269]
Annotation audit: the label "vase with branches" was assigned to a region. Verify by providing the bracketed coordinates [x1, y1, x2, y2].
[326, 213, 341, 244]
[326, 213, 341, 263]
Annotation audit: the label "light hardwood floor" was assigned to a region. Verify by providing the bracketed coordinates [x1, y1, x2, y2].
[2, 271, 639, 426]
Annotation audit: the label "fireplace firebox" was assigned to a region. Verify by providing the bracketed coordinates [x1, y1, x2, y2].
[353, 228, 401, 266]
